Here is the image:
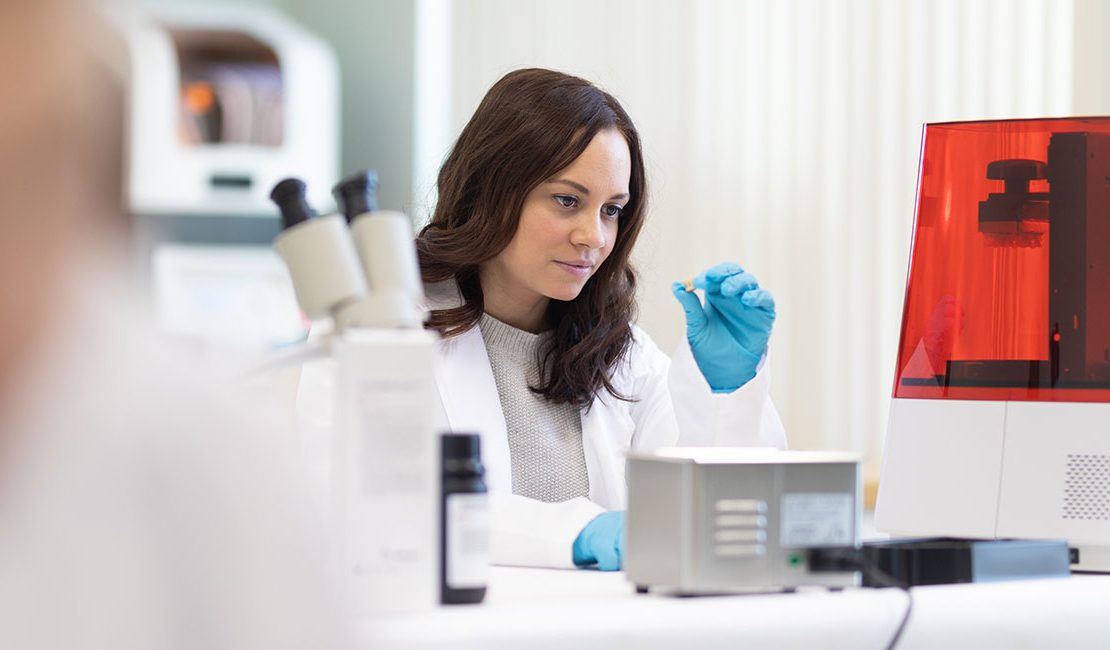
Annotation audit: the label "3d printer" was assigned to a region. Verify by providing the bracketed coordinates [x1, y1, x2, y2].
[876, 117, 1110, 571]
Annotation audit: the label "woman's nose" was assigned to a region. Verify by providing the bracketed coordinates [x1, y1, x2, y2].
[571, 213, 606, 249]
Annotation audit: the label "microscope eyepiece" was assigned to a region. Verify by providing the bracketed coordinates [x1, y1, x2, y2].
[270, 177, 317, 230]
[333, 170, 379, 222]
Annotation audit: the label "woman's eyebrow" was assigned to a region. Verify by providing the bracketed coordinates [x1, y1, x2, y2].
[550, 178, 630, 201]
[551, 178, 591, 194]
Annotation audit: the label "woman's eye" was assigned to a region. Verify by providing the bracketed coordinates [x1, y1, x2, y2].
[603, 204, 625, 219]
[554, 195, 578, 209]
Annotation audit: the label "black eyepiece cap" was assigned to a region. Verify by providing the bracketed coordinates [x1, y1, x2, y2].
[332, 170, 379, 222]
[270, 178, 317, 230]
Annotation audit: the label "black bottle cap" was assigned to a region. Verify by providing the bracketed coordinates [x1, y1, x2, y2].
[332, 169, 379, 222]
[441, 433, 481, 461]
[270, 178, 317, 230]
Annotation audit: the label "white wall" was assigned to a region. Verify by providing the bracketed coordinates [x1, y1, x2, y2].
[414, 0, 1110, 472]
[282, 0, 418, 214]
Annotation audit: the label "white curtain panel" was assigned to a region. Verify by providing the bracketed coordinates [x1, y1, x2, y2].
[415, 0, 1092, 472]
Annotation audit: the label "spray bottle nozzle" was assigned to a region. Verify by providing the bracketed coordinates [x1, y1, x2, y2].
[270, 178, 317, 230]
[333, 170, 380, 222]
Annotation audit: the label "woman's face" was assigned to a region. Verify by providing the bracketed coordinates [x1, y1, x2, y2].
[480, 128, 631, 327]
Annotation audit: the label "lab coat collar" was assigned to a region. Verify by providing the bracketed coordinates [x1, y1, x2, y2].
[426, 280, 514, 493]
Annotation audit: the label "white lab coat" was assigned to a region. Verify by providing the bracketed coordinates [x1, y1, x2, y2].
[297, 280, 786, 569]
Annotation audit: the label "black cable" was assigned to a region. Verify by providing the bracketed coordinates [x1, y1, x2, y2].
[858, 562, 913, 650]
[806, 548, 914, 650]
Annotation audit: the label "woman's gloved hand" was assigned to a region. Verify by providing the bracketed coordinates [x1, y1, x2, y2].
[672, 261, 776, 393]
[572, 511, 625, 571]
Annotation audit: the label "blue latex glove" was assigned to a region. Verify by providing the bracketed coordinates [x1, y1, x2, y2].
[572, 511, 625, 571]
[672, 262, 776, 393]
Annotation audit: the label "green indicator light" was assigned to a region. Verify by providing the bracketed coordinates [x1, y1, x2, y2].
[788, 553, 802, 567]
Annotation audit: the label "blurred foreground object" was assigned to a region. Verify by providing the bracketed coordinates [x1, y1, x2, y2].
[0, 3, 351, 648]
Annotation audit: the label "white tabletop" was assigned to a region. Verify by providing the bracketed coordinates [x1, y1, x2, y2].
[357, 567, 1110, 649]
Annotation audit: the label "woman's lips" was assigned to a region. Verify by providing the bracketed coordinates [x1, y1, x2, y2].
[555, 261, 593, 278]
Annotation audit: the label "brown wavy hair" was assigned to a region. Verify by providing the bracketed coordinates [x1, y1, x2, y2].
[416, 68, 647, 408]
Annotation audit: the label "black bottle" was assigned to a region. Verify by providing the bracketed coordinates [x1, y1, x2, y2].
[440, 433, 489, 605]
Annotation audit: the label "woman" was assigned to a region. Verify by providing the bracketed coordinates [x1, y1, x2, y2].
[414, 68, 785, 570]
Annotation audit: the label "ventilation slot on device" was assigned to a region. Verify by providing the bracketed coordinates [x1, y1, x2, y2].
[1063, 454, 1110, 520]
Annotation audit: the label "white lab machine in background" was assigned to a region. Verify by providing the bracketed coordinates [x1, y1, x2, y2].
[151, 244, 305, 345]
[105, 3, 339, 348]
[113, 3, 338, 215]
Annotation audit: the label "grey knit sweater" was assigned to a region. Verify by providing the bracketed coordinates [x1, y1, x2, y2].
[478, 313, 590, 503]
